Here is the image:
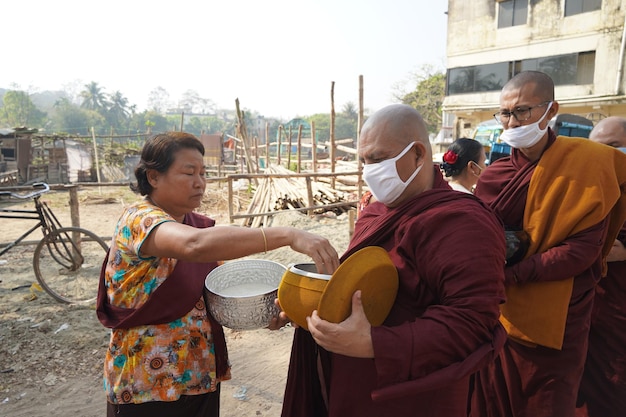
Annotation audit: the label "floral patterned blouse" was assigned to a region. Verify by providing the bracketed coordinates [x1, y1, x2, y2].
[103, 200, 231, 404]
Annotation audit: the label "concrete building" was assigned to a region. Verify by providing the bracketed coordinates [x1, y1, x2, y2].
[442, 0, 626, 139]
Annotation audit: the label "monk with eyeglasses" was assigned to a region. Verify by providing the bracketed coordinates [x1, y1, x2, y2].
[469, 71, 626, 417]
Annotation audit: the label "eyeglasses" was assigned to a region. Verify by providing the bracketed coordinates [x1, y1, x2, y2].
[493, 101, 551, 124]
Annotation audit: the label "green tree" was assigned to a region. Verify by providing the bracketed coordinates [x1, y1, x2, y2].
[307, 113, 331, 142]
[107, 91, 131, 131]
[204, 115, 227, 134]
[147, 86, 171, 113]
[129, 110, 169, 134]
[395, 65, 446, 135]
[306, 109, 358, 144]
[0, 90, 47, 128]
[80, 81, 108, 112]
[342, 101, 358, 123]
[50, 97, 104, 135]
[185, 117, 205, 136]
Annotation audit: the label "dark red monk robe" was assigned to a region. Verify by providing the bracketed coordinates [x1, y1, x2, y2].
[471, 130, 609, 417]
[576, 224, 626, 417]
[282, 168, 507, 417]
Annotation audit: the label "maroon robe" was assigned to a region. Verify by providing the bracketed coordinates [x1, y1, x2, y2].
[282, 168, 507, 417]
[576, 224, 626, 417]
[470, 130, 609, 417]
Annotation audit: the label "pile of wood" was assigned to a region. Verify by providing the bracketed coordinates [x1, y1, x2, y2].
[242, 165, 356, 227]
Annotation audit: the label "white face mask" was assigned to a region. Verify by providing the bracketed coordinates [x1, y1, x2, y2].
[362, 142, 422, 205]
[500, 102, 553, 149]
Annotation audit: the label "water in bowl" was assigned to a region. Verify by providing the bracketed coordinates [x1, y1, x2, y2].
[218, 282, 276, 297]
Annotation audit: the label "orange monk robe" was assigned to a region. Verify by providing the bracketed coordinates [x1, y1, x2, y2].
[502, 137, 626, 350]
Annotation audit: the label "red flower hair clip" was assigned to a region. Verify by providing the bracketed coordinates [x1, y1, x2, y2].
[443, 150, 458, 164]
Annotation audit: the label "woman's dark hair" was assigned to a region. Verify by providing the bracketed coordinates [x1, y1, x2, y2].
[131, 131, 204, 195]
[440, 138, 484, 177]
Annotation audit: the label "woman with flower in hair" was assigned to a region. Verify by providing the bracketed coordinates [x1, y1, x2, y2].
[440, 138, 486, 194]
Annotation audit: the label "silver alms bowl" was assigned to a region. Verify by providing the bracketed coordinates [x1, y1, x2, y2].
[205, 259, 286, 330]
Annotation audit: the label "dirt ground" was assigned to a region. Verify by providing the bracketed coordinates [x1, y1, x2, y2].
[0, 184, 352, 417]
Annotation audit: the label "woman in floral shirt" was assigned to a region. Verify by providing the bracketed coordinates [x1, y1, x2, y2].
[99, 132, 339, 417]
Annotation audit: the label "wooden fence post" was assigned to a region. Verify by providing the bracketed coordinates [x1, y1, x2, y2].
[67, 185, 80, 228]
[265, 122, 270, 169]
[305, 175, 314, 216]
[297, 124, 303, 173]
[90, 127, 102, 195]
[358, 75, 364, 200]
[311, 121, 317, 173]
[287, 125, 293, 170]
[277, 126, 283, 167]
[228, 177, 234, 224]
[330, 81, 336, 188]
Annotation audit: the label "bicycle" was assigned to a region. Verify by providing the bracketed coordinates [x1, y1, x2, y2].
[0, 182, 108, 304]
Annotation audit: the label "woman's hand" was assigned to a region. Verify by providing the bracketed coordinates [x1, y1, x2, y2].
[288, 229, 340, 275]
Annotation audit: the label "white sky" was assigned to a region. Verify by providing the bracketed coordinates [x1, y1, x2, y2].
[3, 0, 448, 120]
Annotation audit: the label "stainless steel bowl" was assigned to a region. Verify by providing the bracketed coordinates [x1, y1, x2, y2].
[205, 259, 286, 330]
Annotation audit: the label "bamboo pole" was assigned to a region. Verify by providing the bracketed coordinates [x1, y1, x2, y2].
[330, 81, 336, 187]
[265, 122, 270, 169]
[358, 75, 364, 200]
[228, 176, 234, 224]
[91, 127, 102, 195]
[311, 121, 317, 173]
[253, 135, 259, 173]
[234, 99, 257, 183]
[305, 175, 314, 216]
[287, 125, 293, 170]
[229, 200, 359, 222]
[277, 126, 283, 166]
[218, 133, 223, 177]
[296, 124, 303, 173]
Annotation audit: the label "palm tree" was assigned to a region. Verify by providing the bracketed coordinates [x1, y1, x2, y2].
[107, 91, 130, 129]
[342, 101, 358, 122]
[80, 81, 108, 112]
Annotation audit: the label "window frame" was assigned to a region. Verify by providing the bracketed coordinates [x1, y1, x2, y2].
[497, 0, 528, 28]
[564, 0, 602, 17]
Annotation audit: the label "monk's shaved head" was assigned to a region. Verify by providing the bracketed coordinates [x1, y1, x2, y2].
[590, 116, 626, 148]
[503, 71, 555, 102]
[360, 104, 430, 149]
[359, 104, 434, 205]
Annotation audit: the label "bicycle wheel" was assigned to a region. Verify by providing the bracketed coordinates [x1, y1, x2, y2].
[33, 227, 108, 304]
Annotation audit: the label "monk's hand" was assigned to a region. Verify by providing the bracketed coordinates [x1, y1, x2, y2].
[606, 239, 626, 262]
[306, 290, 374, 358]
[268, 298, 292, 330]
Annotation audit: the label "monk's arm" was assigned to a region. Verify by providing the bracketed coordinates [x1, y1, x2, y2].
[504, 218, 608, 285]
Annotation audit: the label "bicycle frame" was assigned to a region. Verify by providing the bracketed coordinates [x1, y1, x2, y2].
[0, 188, 62, 257]
[1, 182, 109, 304]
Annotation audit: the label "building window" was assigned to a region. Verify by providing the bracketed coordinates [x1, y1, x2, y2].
[447, 63, 509, 95]
[576, 51, 596, 84]
[518, 52, 595, 85]
[498, 0, 528, 28]
[564, 0, 601, 16]
[446, 51, 595, 95]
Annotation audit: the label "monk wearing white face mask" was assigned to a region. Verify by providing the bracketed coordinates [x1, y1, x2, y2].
[281, 104, 508, 417]
[470, 71, 626, 417]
